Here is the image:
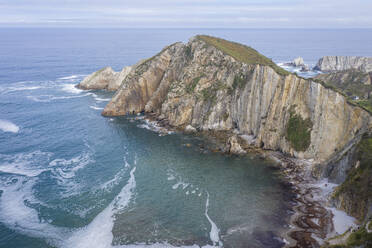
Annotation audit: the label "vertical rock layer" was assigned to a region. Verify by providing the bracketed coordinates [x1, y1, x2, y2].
[76, 35, 372, 224]
[315, 56, 372, 73]
[102, 36, 371, 167]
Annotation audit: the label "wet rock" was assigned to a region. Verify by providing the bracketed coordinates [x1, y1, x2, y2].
[185, 125, 197, 133]
[227, 135, 246, 154]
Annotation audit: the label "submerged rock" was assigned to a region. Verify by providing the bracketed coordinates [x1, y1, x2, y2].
[314, 56, 372, 72]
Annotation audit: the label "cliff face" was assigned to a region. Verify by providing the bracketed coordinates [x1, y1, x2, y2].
[77, 66, 133, 91]
[331, 133, 372, 222]
[314, 56, 372, 73]
[102, 36, 372, 167]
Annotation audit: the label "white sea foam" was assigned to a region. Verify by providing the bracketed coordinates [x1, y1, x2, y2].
[94, 97, 111, 102]
[0, 160, 138, 248]
[172, 182, 190, 190]
[137, 119, 174, 136]
[60, 84, 84, 94]
[2, 85, 43, 93]
[0, 152, 219, 248]
[0, 82, 46, 94]
[0, 173, 219, 248]
[99, 168, 127, 192]
[65, 167, 137, 248]
[0, 151, 53, 177]
[167, 174, 176, 181]
[58, 75, 86, 80]
[276, 62, 320, 78]
[0, 177, 66, 246]
[48, 152, 95, 198]
[0, 119, 20, 133]
[51, 152, 94, 179]
[205, 191, 222, 247]
[90, 106, 104, 110]
[27, 94, 90, 102]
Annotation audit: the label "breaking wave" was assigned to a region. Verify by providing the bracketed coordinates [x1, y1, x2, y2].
[0, 119, 20, 133]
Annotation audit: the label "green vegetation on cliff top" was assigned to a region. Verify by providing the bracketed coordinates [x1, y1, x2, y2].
[196, 35, 289, 76]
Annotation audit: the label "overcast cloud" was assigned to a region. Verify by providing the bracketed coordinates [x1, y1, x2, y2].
[0, 0, 371, 28]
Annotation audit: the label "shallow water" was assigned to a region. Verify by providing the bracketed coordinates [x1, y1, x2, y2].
[1, 28, 371, 248]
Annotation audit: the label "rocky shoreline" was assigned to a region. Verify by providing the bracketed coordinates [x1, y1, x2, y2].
[269, 152, 334, 248]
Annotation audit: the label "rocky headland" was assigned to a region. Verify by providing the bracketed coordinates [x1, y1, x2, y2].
[314, 56, 372, 73]
[77, 35, 372, 247]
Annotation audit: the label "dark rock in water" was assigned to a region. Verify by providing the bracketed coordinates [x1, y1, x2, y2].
[252, 230, 286, 248]
[300, 64, 310, 72]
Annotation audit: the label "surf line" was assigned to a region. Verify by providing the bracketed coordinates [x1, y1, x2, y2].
[205, 191, 223, 247]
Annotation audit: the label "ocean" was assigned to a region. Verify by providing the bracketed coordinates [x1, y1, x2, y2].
[0, 28, 371, 248]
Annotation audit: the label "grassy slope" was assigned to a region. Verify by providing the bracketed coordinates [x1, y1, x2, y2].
[196, 35, 289, 76]
[315, 70, 372, 113]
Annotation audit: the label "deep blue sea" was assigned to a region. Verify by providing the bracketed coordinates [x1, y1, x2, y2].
[0, 28, 372, 248]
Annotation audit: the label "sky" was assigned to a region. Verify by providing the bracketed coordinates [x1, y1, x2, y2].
[0, 0, 371, 28]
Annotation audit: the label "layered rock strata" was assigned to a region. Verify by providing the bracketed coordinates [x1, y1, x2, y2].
[314, 56, 372, 73]
[102, 36, 371, 167]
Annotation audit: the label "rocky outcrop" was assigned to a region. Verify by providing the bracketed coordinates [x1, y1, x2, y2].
[103, 36, 371, 167]
[77, 66, 133, 91]
[284, 57, 309, 71]
[293, 57, 305, 67]
[227, 135, 246, 154]
[314, 56, 372, 72]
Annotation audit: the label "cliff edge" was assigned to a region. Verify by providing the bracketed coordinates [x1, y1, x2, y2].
[102, 35, 371, 167]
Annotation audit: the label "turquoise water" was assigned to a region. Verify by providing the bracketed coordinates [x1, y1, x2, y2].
[1, 28, 371, 248]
